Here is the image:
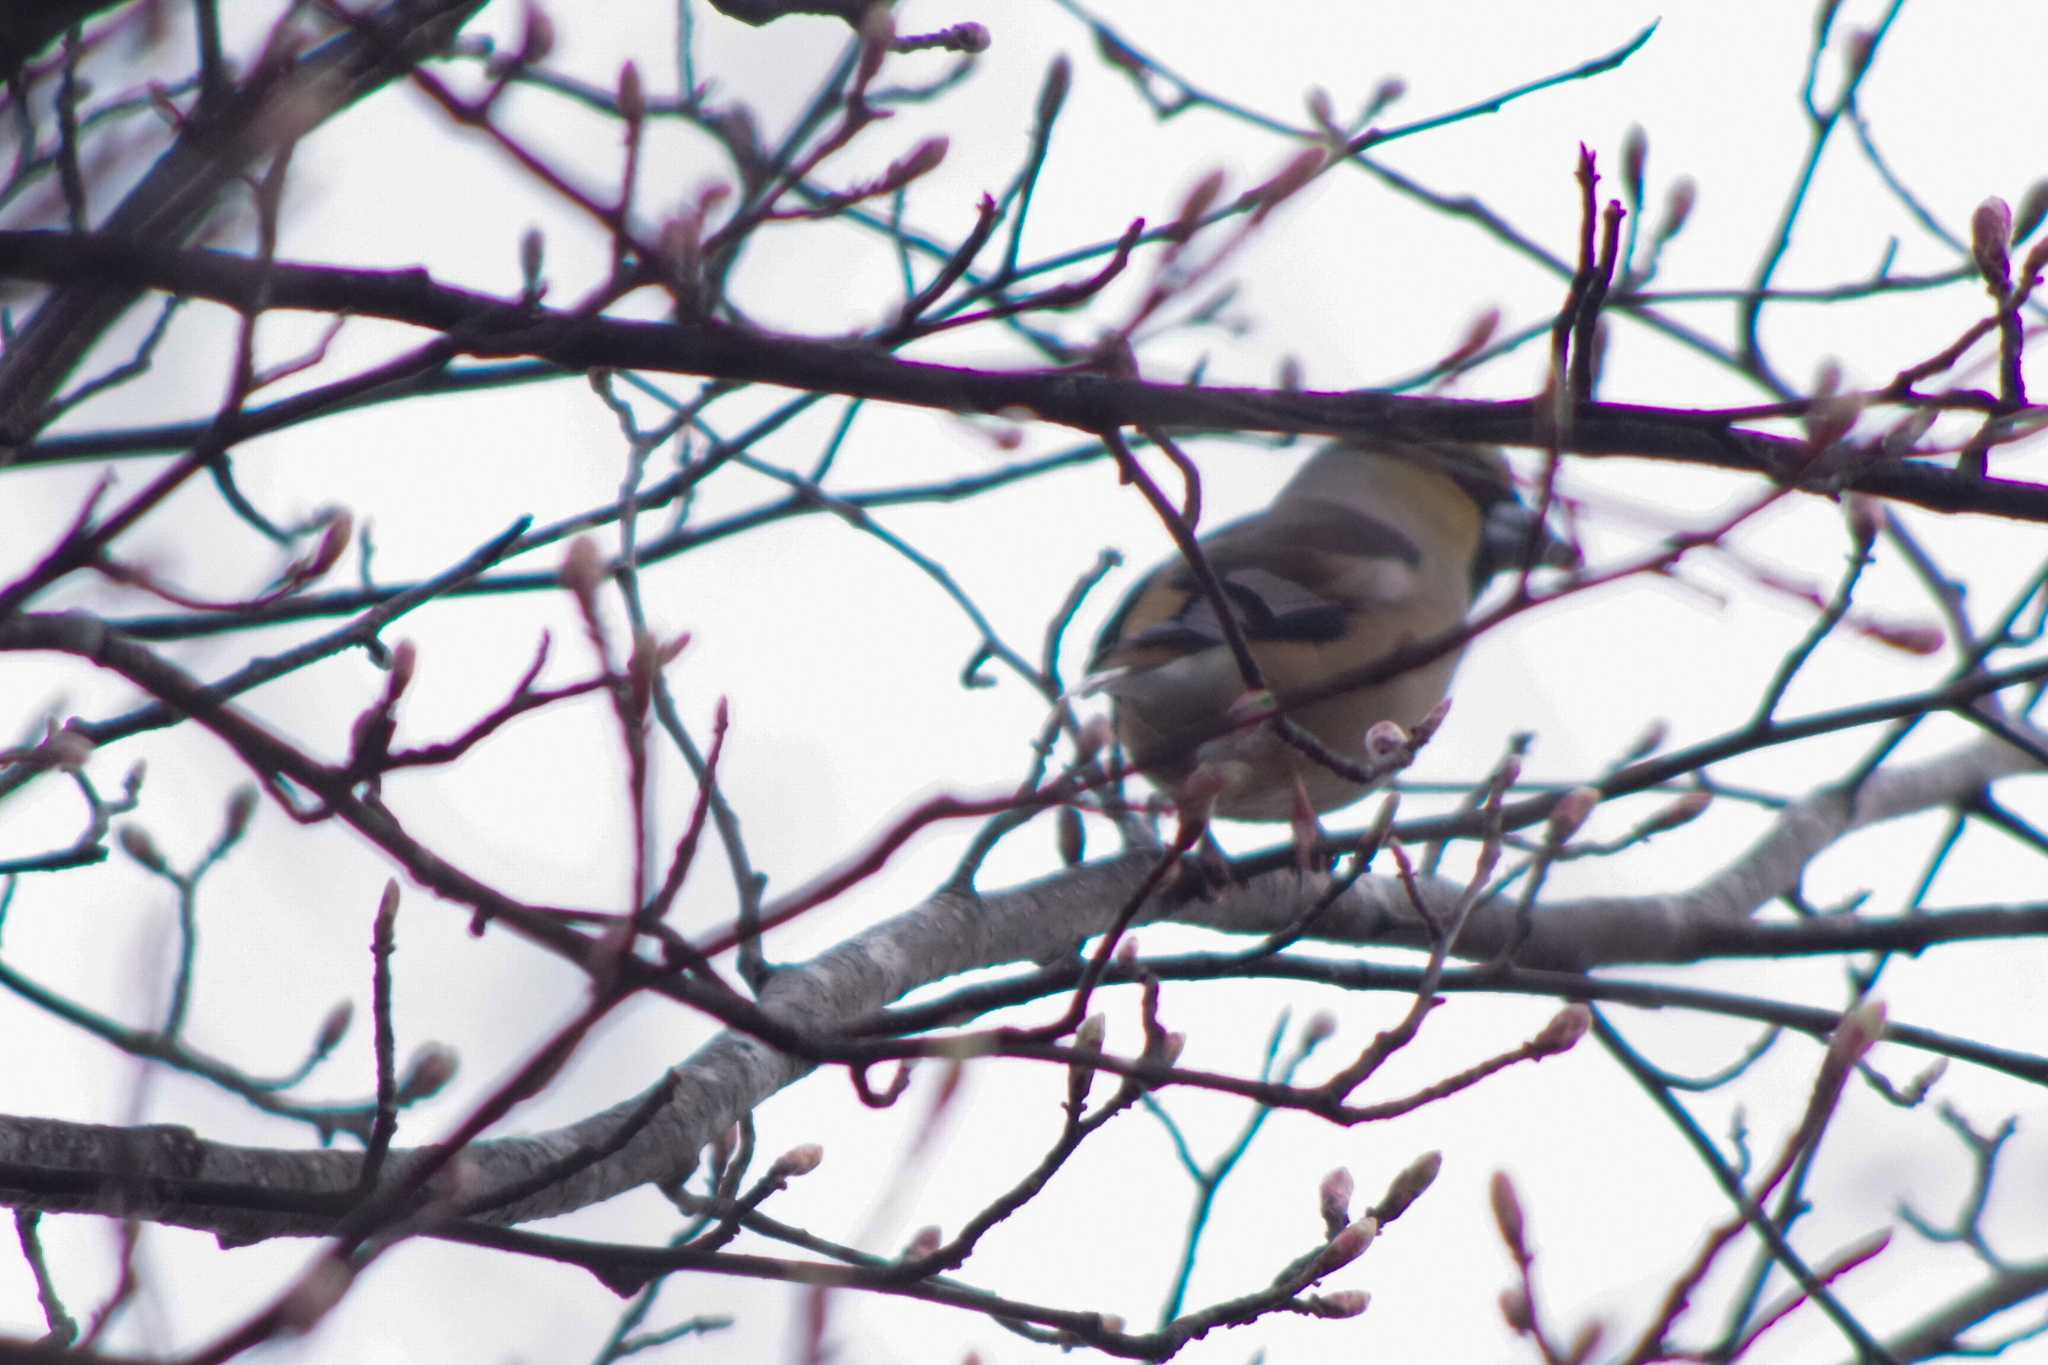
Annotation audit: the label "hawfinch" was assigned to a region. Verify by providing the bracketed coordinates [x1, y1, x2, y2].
[1088, 439, 1572, 822]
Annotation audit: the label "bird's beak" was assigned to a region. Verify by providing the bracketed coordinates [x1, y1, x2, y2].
[1483, 499, 1580, 575]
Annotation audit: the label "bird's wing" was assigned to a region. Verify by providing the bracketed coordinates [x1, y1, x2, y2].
[1092, 499, 1423, 673]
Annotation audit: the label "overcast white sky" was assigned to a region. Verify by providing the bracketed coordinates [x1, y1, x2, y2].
[3, 2, 2047, 1361]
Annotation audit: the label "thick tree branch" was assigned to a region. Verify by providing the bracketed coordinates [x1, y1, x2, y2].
[3, 233, 2046, 520]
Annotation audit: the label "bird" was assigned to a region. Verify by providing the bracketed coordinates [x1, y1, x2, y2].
[1086, 438, 1574, 822]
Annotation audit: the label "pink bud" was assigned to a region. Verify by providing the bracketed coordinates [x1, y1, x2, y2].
[889, 135, 950, 185]
[1305, 1289, 1370, 1318]
[1074, 713, 1114, 763]
[1413, 696, 1453, 739]
[856, 5, 895, 85]
[1319, 1167, 1354, 1233]
[1862, 619, 1945, 655]
[1316, 1216, 1378, 1272]
[520, 226, 545, 289]
[1620, 125, 1647, 204]
[562, 536, 607, 605]
[617, 61, 645, 126]
[1662, 177, 1696, 237]
[397, 1043, 459, 1103]
[1490, 1170, 1527, 1257]
[388, 639, 417, 695]
[1170, 169, 1226, 242]
[776, 1144, 824, 1177]
[1035, 56, 1071, 127]
[1175, 763, 1233, 829]
[222, 785, 259, 840]
[1972, 196, 2014, 294]
[1249, 147, 1326, 222]
[314, 1000, 354, 1055]
[1643, 789, 1711, 834]
[118, 825, 167, 874]
[1051, 806, 1085, 866]
[518, 4, 555, 65]
[1533, 1005, 1590, 1055]
[1363, 719, 1409, 760]
[1829, 1000, 1887, 1068]
[1375, 1150, 1440, 1223]
[46, 728, 94, 771]
[1546, 787, 1600, 846]
[306, 512, 352, 578]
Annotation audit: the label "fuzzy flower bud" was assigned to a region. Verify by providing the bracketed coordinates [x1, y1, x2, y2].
[1316, 1215, 1379, 1273]
[397, 1043, 459, 1103]
[1363, 719, 1409, 761]
[1035, 55, 1071, 128]
[1546, 786, 1600, 847]
[774, 1143, 824, 1178]
[889, 135, 950, 187]
[1641, 789, 1712, 836]
[1318, 1167, 1354, 1236]
[1620, 125, 1647, 205]
[46, 728, 94, 771]
[1532, 1004, 1591, 1056]
[1373, 1150, 1441, 1224]
[1828, 999, 1887, 1069]
[1073, 713, 1114, 764]
[517, 4, 555, 65]
[520, 226, 545, 294]
[118, 825, 167, 874]
[1661, 177, 1696, 238]
[313, 1000, 354, 1056]
[222, 785, 259, 841]
[1305, 87, 1336, 132]
[617, 61, 645, 126]
[562, 536, 607, 607]
[1249, 146, 1326, 223]
[1167, 168, 1226, 245]
[1057, 806, 1085, 867]
[2014, 179, 2048, 245]
[305, 512, 352, 580]
[388, 638, 417, 696]
[1972, 196, 2014, 295]
[1305, 1289, 1369, 1319]
[1491, 1169, 1528, 1258]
